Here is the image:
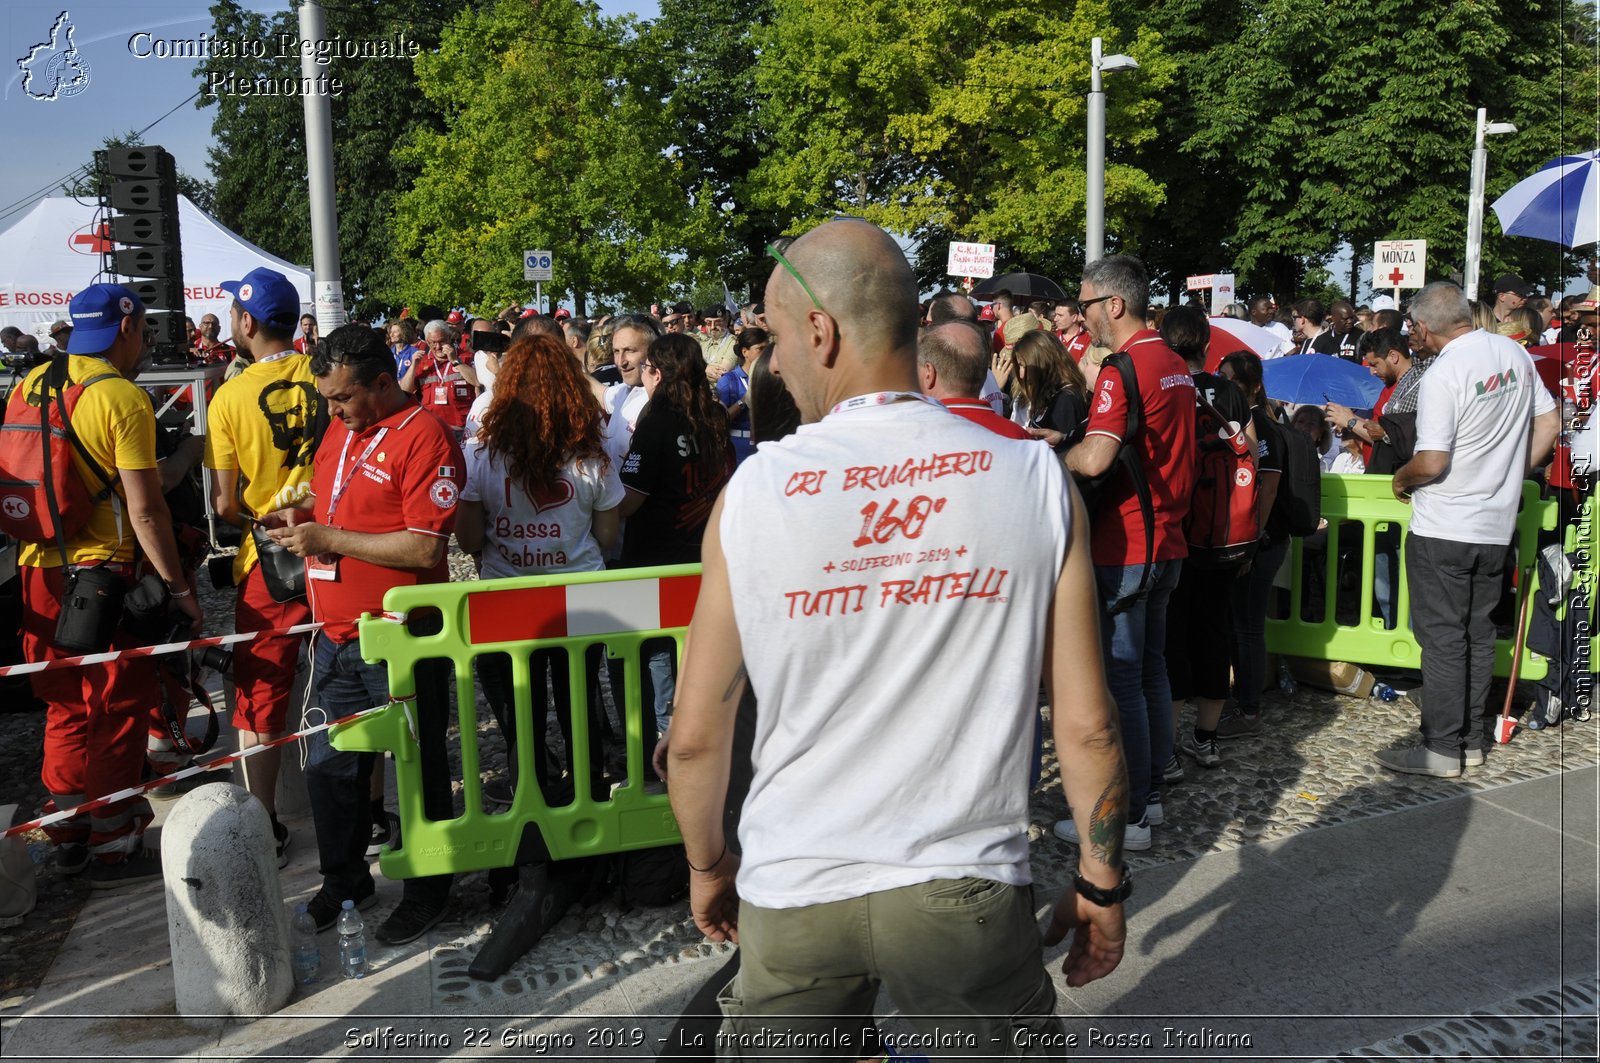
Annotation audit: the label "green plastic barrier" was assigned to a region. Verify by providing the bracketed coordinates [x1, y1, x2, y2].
[1265, 474, 1559, 680]
[329, 564, 701, 881]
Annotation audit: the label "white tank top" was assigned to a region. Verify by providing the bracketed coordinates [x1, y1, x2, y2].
[721, 398, 1072, 909]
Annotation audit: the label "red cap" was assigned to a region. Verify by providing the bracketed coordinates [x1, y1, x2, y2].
[978, 305, 995, 321]
[446, 310, 465, 324]
[554, 308, 571, 320]
[520, 308, 537, 319]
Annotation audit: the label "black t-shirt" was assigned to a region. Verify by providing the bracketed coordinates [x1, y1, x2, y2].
[619, 405, 730, 566]
[1193, 371, 1250, 432]
[1028, 386, 1088, 448]
[1297, 331, 1340, 357]
[592, 364, 623, 387]
[1333, 328, 1363, 363]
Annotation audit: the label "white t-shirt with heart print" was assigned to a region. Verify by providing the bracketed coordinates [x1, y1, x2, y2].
[462, 441, 625, 578]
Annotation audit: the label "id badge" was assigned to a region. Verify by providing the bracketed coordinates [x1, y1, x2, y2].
[305, 553, 340, 582]
[432, 385, 448, 405]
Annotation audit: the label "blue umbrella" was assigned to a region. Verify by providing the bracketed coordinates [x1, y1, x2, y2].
[1262, 354, 1383, 408]
[1490, 150, 1600, 248]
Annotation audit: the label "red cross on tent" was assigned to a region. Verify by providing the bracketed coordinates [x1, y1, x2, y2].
[70, 222, 112, 255]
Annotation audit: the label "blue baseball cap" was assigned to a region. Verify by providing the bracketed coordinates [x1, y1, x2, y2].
[66, 283, 145, 355]
[220, 267, 300, 331]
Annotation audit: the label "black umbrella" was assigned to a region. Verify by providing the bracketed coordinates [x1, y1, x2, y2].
[970, 272, 1068, 302]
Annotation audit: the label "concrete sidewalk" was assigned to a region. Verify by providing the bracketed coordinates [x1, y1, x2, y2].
[1, 762, 1594, 1061]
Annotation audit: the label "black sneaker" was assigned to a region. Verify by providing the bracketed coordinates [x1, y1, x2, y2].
[366, 811, 400, 858]
[56, 842, 90, 875]
[1161, 754, 1185, 784]
[481, 778, 514, 808]
[82, 848, 163, 889]
[374, 899, 447, 946]
[272, 819, 290, 869]
[307, 888, 377, 933]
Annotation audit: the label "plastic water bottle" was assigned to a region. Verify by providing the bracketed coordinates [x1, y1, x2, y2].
[1371, 682, 1399, 702]
[337, 900, 368, 980]
[290, 903, 321, 986]
[1277, 659, 1298, 695]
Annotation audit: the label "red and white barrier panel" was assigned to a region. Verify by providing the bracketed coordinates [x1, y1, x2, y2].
[465, 573, 702, 645]
[0, 622, 323, 678]
[1, 700, 400, 838]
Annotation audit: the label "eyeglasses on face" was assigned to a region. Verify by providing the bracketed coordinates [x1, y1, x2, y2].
[1078, 294, 1114, 312]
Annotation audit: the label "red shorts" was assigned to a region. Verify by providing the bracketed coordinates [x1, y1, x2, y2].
[232, 562, 312, 735]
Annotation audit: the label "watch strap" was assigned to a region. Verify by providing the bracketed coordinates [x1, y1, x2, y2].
[1073, 866, 1132, 907]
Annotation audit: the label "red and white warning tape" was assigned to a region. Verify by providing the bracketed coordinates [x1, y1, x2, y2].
[1, 698, 407, 839]
[0, 622, 325, 678]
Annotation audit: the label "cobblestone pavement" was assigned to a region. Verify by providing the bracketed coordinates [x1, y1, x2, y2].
[3, 546, 1596, 1016]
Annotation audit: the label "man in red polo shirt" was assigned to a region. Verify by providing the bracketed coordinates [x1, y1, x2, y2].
[1052, 255, 1196, 854]
[917, 321, 1032, 439]
[266, 323, 464, 944]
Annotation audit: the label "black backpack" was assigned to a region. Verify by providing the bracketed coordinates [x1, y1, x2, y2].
[1267, 418, 1322, 538]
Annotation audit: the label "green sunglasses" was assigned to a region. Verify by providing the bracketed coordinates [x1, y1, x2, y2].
[767, 240, 842, 344]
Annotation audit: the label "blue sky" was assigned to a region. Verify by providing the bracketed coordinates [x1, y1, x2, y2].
[0, 2, 658, 231]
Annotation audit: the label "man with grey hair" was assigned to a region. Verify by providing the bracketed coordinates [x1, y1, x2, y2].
[1053, 254, 1196, 851]
[668, 220, 1129, 1051]
[1380, 281, 1559, 777]
[401, 319, 475, 444]
[917, 321, 1031, 439]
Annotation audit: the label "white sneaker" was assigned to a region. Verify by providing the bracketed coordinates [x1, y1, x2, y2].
[1052, 814, 1152, 852]
[1144, 794, 1164, 826]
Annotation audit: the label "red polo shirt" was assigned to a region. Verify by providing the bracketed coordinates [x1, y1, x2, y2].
[1065, 331, 1092, 363]
[307, 405, 464, 643]
[940, 397, 1033, 440]
[1082, 330, 1197, 567]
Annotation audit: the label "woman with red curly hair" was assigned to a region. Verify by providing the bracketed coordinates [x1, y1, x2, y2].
[456, 334, 622, 806]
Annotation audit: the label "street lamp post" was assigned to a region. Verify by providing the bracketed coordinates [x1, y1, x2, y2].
[1086, 37, 1139, 264]
[1464, 107, 1517, 298]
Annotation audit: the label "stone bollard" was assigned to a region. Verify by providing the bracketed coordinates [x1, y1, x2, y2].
[0, 803, 36, 928]
[162, 783, 292, 1020]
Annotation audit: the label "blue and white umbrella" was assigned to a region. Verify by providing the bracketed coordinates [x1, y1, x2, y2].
[1491, 150, 1600, 248]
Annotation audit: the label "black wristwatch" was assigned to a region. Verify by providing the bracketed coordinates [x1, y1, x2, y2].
[1346, 417, 1359, 432]
[1073, 866, 1133, 907]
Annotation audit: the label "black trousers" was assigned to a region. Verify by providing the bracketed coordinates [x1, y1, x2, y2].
[1407, 533, 1508, 755]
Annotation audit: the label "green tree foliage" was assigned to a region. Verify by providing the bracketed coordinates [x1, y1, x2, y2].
[647, 0, 780, 301]
[749, 0, 1175, 290]
[389, 0, 719, 315]
[197, 0, 463, 318]
[1176, 0, 1599, 299]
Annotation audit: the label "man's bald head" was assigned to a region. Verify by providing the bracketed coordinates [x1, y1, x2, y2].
[767, 220, 919, 359]
[917, 321, 989, 398]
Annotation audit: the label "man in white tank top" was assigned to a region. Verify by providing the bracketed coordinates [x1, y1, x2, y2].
[666, 220, 1131, 1056]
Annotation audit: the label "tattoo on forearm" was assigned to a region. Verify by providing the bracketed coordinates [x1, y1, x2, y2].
[1087, 777, 1128, 868]
[722, 661, 748, 703]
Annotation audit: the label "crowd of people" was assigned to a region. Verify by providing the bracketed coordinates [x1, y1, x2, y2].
[1, 221, 1585, 1049]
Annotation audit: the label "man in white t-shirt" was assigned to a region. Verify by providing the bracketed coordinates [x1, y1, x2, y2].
[666, 220, 1130, 1055]
[1382, 281, 1559, 778]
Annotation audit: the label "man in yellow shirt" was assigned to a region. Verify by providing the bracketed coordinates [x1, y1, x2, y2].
[204, 267, 321, 867]
[19, 284, 202, 886]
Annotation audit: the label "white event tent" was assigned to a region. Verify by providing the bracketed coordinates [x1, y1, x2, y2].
[0, 196, 313, 340]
